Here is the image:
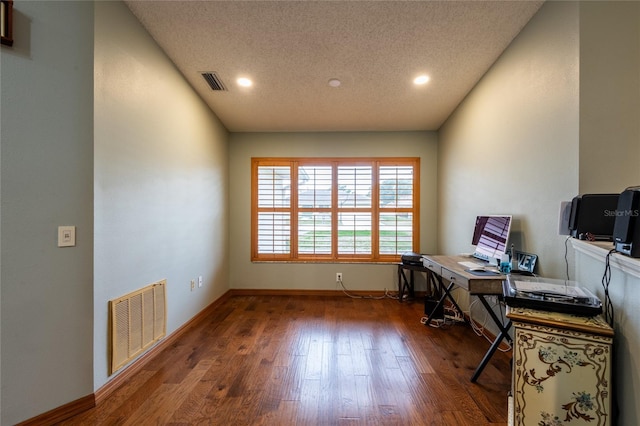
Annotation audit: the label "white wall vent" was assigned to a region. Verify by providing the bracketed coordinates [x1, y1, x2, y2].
[109, 279, 167, 375]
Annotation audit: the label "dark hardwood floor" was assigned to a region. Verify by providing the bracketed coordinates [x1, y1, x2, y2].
[59, 295, 511, 425]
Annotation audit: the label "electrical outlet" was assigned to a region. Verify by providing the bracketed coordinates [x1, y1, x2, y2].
[190, 279, 195, 291]
[336, 272, 343, 283]
[198, 276, 203, 288]
[57, 226, 76, 247]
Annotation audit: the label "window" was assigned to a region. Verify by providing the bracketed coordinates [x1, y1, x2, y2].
[252, 157, 419, 262]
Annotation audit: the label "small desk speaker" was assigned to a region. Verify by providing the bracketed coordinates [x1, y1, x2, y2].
[613, 186, 640, 257]
[569, 193, 619, 240]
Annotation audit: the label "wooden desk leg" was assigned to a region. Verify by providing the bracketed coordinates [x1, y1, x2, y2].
[470, 294, 513, 382]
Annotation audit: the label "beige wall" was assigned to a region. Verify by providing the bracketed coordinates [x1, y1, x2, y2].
[3, 1, 639, 424]
[438, 1, 580, 278]
[1, 2, 95, 424]
[228, 131, 437, 292]
[93, 2, 230, 390]
[579, 1, 640, 194]
[438, 2, 640, 424]
[436, 0, 579, 356]
[575, 3, 640, 425]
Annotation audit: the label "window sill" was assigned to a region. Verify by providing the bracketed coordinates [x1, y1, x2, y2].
[251, 260, 398, 265]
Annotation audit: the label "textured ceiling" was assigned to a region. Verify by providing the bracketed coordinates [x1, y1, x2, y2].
[124, 1, 544, 132]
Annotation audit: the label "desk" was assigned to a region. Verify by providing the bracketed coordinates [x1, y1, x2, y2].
[421, 254, 510, 382]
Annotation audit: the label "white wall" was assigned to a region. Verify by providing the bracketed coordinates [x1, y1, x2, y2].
[438, 1, 580, 278]
[93, 2, 229, 389]
[228, 131, 437, 293]
[0, 2, 95, 424]
[573, 242, 640, 426]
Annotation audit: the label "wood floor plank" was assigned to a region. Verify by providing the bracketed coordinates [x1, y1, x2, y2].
[168, 374, 217, 423]
[280, 355, 307, 402]
[123, 359, 212, 425]
[57, 295, 511, 425]
[299, 378, 321, 425]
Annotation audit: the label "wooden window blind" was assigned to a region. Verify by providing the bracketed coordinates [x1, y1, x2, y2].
[251, 157, 419, 263]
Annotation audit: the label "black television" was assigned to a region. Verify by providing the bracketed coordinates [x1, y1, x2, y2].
[471, 215, 512, 263]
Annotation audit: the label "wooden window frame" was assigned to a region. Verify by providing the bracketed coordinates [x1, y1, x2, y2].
[251, 157, 420, 263]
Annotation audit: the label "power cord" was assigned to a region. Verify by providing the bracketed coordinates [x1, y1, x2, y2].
[338, 277, 393, 300]
[421, 285, 461, 328]
[564, 235, 613, 327]
[468, 296, 512, 352]
[420, 304, 465, 328]
[419, 288, 511, 352]
[564, 235, 572, 280]
[602, 249, 615, 327]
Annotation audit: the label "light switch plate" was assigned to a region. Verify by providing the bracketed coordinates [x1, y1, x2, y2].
[58, 226, 76, 247]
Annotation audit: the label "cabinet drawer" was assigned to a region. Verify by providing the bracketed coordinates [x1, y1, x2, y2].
[422, 258, 441, 275]
[441, 267, 469, 290]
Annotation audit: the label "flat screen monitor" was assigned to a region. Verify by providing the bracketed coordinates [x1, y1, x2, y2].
[471, 215, 512, 263]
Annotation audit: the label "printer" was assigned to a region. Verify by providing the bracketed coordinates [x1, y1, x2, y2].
[401, 252, 425, 266]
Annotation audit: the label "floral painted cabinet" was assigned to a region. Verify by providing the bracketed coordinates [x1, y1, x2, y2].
[507, 307, 614, 426]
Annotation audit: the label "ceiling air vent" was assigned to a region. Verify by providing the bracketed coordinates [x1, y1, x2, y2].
[201, 72, 227, 91]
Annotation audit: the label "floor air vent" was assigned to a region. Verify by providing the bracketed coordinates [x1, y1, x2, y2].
[201, 72, 227, 91]
[109, 279, 167, 375]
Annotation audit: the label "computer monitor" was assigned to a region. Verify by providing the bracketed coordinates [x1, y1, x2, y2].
[471, 215, 512, 263]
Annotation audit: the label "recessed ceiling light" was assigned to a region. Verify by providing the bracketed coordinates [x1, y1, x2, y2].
[237, 77, 253, 87]
[414, 75, 430, 85]
[328, 78, 341, 87]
